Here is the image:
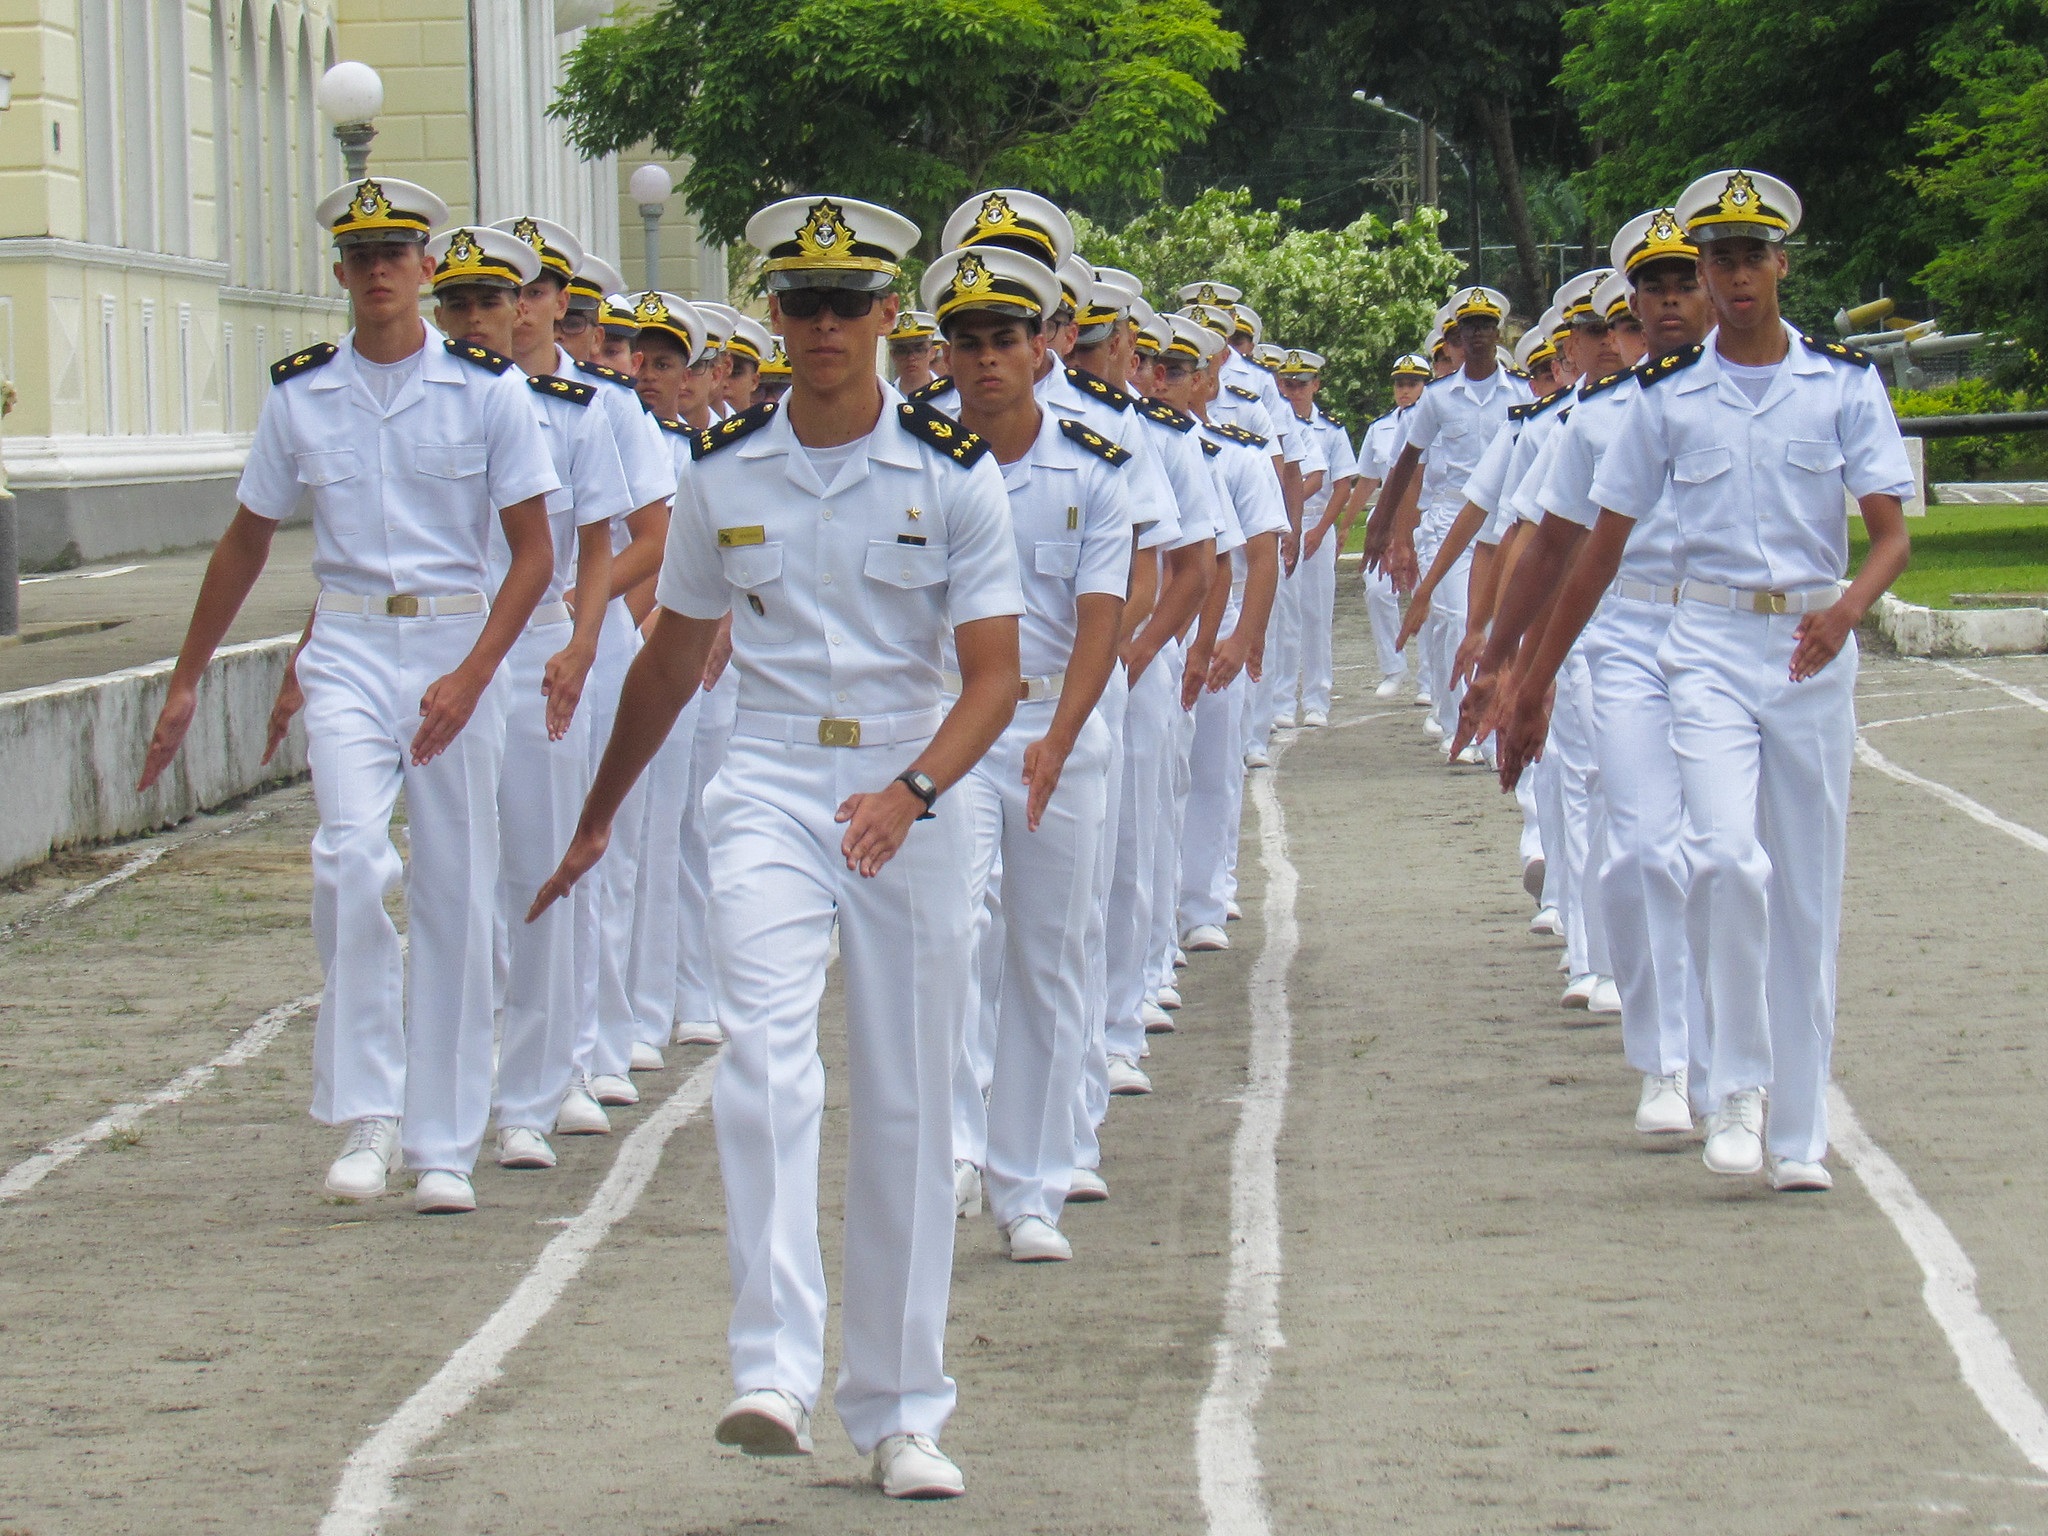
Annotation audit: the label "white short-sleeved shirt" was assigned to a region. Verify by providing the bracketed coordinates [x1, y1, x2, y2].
[1359, 410, 1404, 483]
[1592, 323, 1915, 592]
[1314, 409, 1359, 484]
[1538, 371, 1681, 588]
[655, 385, 1024, 720]
[1200, 423, 1287, 623]
[563, 348, 676, 517]
[1507, 406, 1571, 526]
[1220, 351, 1303, 463]
[1463, 408, 1525, 547]
[236, 326, 560, 598]
[1398, 364, 1532, 519]
[1135, 400, 1228, 551]
[488, 372, 634, 599]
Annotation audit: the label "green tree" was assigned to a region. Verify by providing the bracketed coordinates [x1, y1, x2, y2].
[552, 0, 1243, 252]
[1072, 189, 1463, 422]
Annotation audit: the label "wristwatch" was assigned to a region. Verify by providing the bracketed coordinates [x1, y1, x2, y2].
[894, 769, 939, 820]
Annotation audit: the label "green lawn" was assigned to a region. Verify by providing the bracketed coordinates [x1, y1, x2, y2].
[1853, 503, 2048, 609]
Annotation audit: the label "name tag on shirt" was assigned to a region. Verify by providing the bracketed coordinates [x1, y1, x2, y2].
[897, 534, 927, 546]
[718, 525, 766, 548]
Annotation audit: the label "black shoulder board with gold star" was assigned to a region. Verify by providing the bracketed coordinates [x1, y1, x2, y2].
[574, 359, 635, 389]
[528, 374, 595, 406]
[1065, 365, 1133, 412]
[1634, 343, 1704, 388]
[270, 342, 337, 384]
[1225, 383, 1259, 400]
[1506, 365, 1531, 381]
[691, 400, 778, 460]
[908, 377, 953, 405]
[446, 338, 515, 374]
[1507, 400, 1536, 423]
[1210, 421, 1269, 448]
[1200, 438, 1222, 458]
[654, 415, 689, 436]
[1318, 407, 1345, 430]
[1799, 332, 1872, 368]
[897, 401, 989, 467]
[1058, 417, 1132, 467]
[1530, 385, 1571, 416]
[1578, 369, 1632, 401]
[1140, 398, 1196, 432]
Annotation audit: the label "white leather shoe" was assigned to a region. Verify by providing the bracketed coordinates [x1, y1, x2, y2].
[1225, 899, 1242, 921]
[590, 1073, 639, 1107]
[1768, 1156, 1833, 1192]
[1703, 1088, 1766, 1175]
[1587, 978, 1622, 1015]
[1413, 691, 1433, 708]
[1155, 984, 1182, 1010]
[1561, 974, 1597, 1009]
[1066, 1167, 1109, 1202]
[1422, 716, 1444, 739]
[1528, 906, 1563, 937]
[1107, 1056, 1152, 1096]
[672, 1019, 723, 1046]
[496, 1126, 557, 1169]
[871, 1432, 965, 1499]
[715, 1388, 814, 1457]
[414, 1170, 476, 1214]
[1243, 748, 1271, 769]
[1454, 743, 1485, 765]
[954, 1159, 982, 1219]
[1141, 1000, 1176, 1034]
[1184, 924, 1229, 951]
[554, 1080, 611, 1136]
[1301, 709, 1329, 727]
[630, 1041, 665, 1072]
[1273, 712, 1297, 731]
[1634, 1071, 1692, 1136]
[1522, 856, 1547, 900]
[324, 1117, 400, 1199]
[1173, 948, 1189, 969]
[1005, 1215, 1073, 1262]
[1374, 676, 1401, 700]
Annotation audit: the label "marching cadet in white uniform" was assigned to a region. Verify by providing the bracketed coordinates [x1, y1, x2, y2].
[1346, 354, 1431, 699]
[139, 179, 560, 1213]
[918, 246, 1130, 1261]
[754, 336, 793, 404]
[887, 309, 942, 394]
[531, 194, 1023, 1497]
[1274, 348, 1358, 727]
[1549, 171, 1912, 1188]
[720, 313, 774, 415]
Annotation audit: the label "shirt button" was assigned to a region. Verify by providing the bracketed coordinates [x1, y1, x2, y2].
[820, 572, 833, 585]
[837, 691, 848, 702]
[900, 567, 912, 579]
[829, 634, 843, 645]
[821, 509, 833, 520]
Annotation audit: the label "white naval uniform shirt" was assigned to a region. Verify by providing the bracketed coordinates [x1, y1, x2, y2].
[1220, 351, 1303, 464]
[654, 386, 1025, 720]
[563, 348, 678, 555]
[1133, 398, 1228, 552]
[1300, 409, 1356, 522]
[236, 326, 560, 594]
[1463, 407, 1526, 546]
[1591, 324, 1915, 592]
[489, 373, 633, 599]
[1198, 423, 1288, 622]
[1399, 364, 1532, 526]
[1360, 409, 1404, 483]
[1538, 370, 1680, 588]
[1504, 394, 1573, 528]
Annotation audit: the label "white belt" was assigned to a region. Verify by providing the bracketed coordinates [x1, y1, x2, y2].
[527, 600, 571, 629]
[316, 591, 487, 619]
[732, 705, 945, 749]
[1679, 580, 1844, 616]
[941, 669, 1064, 703]
[1610, 579, 1679, 606]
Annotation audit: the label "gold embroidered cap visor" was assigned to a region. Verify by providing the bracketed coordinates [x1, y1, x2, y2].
[425, 226, 540, 291]
[599, 294, 642, 333]
[1176, 280, 1244, 308]
[888, 311, 941, 343]
[1677, 168, 1801, 244]
[940, 189, 1077, 271]
[317, 177, 448, 246]
[1610, 207, 1697, 275]
[746, 195, 919, 291]
[758, 336, 793, 378]
[568, 253, 625, 311]
[490, 215, 583, 281]
[1181, 303, 1236, 339]
[628, 291, 708, 359]
[919, 247, 1065, 328]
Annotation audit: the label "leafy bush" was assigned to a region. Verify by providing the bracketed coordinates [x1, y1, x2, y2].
[1891, 379, 2038, 480]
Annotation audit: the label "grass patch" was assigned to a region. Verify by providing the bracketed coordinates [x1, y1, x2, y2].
[1853, 503, 2048, 609]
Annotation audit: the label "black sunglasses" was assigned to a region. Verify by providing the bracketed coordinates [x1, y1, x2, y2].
[778, 289, 881, 320]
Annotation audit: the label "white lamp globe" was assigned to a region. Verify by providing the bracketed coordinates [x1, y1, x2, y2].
[317, 62, 384, 127]
[629, 163, 674, 209]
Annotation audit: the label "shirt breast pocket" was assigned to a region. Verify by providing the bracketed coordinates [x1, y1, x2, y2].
[862, 540, 948, 644]
[1785, 437, 1847, 522]
[1033, 540, 1081, 582]
[720, 541, 796, 646]
[293, 448, 364, 532]
[413, 442, 490, 525]
[1671, 445, 1741, 533]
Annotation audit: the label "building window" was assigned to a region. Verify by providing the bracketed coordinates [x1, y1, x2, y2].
[80, 0, 119, 246]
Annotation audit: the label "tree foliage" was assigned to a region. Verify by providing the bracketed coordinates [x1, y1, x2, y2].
[1071, 189, 1464, 422]
[553, 0, 1243, 251]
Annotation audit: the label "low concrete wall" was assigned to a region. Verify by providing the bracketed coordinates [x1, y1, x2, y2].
[0, 634, 306, 878]
[1864, 593, 2048, 657]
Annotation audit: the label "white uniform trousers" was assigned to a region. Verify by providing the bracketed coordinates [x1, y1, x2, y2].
[1515, 763, 1545, 872]
[675, 670, 737, 1032]
[575, 599, 641, 1077]
[492, 619, 588, 1132]
[1083, 669, 1130, 1084]
[1296, 532, 1337, 716]
[707, 733, 972, 1453]
[300, 610, 505, 1175]
[623, 694, 702, 1056]
[1150, 646, 1198, 995]
[1583, 599, 1704, 1080]
[1247, 563, 1303, 752]
[1363, 565, 1406, 682]
[1104, 653, 1176, 1068]
[1548, 650, 1611, 980]
[951, 704, 1110, 1225]
[1424, 545, 1473, 739]
[1661, 606, 1856, 1163]
[1180, 669, 1247, 933]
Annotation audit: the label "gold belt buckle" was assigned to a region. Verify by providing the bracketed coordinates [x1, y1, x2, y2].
[818, 717, 862, 748]
[1760, 590, 1790, 615]
[386, 594, 422, 618]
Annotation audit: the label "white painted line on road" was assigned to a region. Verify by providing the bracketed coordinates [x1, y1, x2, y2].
[1926, 658, 2048, 717]
[81, 563, 144, 579]
[1860, 703, 2021, 731]
[321, 1053, 720, 1536]
[1831, 1086, 2048, 1474]
[1855, 738, 2048, 857]
[0, 991, 319, 1202]
[1195, 731, 1302, 1536]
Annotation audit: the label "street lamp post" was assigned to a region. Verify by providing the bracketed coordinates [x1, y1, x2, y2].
[1354, 91, 1481, 282]
[316, 61, 384, 180]
[629, 163, 673, 293]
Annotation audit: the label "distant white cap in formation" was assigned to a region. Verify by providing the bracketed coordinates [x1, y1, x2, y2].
[1591, 269, 1635, 323]
[941, 190, 1076, 272]
[725, 314, 774, 365]
[490, 216, 583, 282]
[1131, 311, 1173, 356]
[1176, 280, 1243, 308]
[318, 177, 448, 245]
[692, 300, 741, 352]
[1676, 168, 1801, 244]
[1253, 343, 1285, 368]
[1274, 347, 1324, 375]
[1609, 206, 1696, 277]
[1233, 303, 1264, 343]
[1166, 313, 1228, 362]
[1448, 285, 1511, 324]
[888, 310, 941, 343]
[1552, 268, 1614, 325]
[568, 252, 625, 311]
[1390, 352, 1433, 378]
[1181, 303, 1235, 339]
[627, 291, 708, 360]
[1056, 254, 1095, 315]
[920, 246, 1066, 327]
[1512, 326, 1558, 373]
[425, 225, 538, 291]
[746, 195, 919, 291]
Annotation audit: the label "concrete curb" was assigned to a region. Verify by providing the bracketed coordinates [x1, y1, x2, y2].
[1863, 593, 2048, 658]
[0, 635, 306, 879]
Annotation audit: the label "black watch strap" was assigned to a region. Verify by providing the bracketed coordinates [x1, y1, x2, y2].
[895, 769, 939, 820]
